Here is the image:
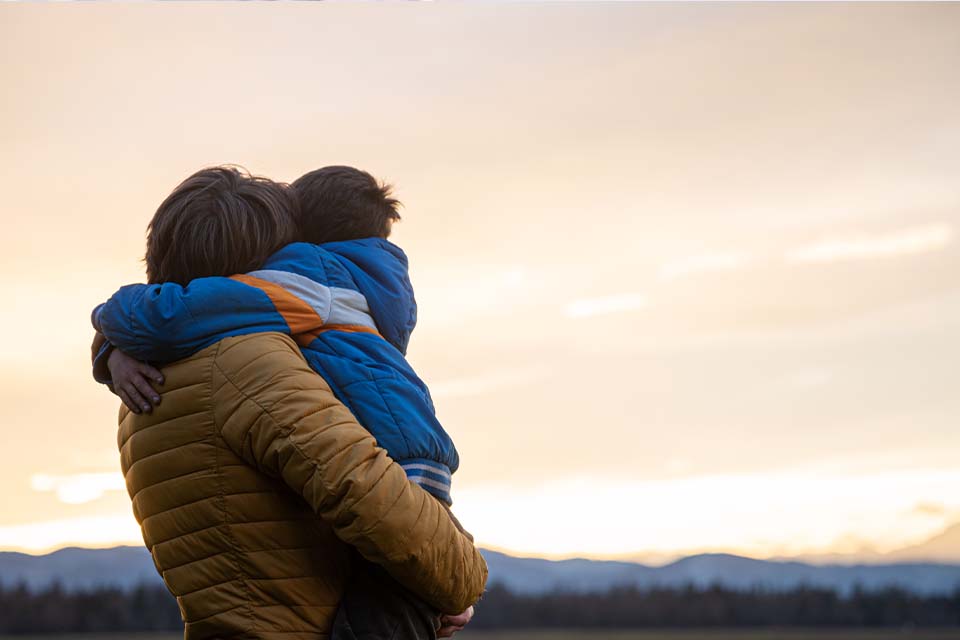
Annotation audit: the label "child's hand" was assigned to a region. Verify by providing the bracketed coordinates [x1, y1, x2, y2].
[107, 349, 164, 414]
[437, 605, 474, 638]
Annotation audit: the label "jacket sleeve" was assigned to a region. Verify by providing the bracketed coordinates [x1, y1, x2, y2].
[210, 332, 487, 614]
[90, 331, 115, 387]
[92, 278, 293, 364]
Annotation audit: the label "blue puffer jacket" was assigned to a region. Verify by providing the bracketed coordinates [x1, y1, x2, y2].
[92, 239, 458, 504]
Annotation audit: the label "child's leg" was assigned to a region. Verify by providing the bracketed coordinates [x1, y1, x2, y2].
[331, 554, 439, 640]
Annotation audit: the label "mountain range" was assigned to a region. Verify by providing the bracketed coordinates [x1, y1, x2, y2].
[764, 523, 960, 566]
[2, 545, 958, 596]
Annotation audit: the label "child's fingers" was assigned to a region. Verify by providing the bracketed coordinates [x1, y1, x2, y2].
[117, 388, 141, 414]
[439, 606, 474, 627]
[131, 374, 162, 406]
[121, 381, 152, 413]
[437, 605, 473, 637]
[138, 362, 165, 386]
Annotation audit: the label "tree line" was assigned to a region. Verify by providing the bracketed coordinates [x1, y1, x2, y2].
[471, 583, 960, 629]
[0, 581, 958, 633]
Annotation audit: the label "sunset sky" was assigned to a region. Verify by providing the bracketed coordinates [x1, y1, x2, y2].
[1, 3, 958, 562]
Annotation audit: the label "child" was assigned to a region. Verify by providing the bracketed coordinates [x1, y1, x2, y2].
[93, 166, 468, 639]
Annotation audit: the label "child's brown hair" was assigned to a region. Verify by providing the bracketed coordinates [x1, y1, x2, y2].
[291, 166, 401, 244]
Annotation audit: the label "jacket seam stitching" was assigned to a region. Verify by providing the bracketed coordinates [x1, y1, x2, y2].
[138, 489, 281, 524]
[210, 341, 257, 635]
[150, 517, 315, 548]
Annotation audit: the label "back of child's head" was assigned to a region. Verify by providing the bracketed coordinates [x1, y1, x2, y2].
[146, 166, 297, 285]
[291, 166, 401, 244]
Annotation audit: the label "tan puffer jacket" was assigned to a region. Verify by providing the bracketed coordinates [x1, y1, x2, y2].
[117, 332, 487, 639]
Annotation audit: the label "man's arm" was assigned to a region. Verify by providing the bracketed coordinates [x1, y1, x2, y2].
[93, 278, 296, 364]
[210, 332, 487, 614]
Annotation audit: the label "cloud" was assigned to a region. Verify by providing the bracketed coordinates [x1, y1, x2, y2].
[564, 293, 648, 319]
[786, 224, 953, 264]
[31, 472, 126, 505]
[414, 265, 537, 328]
[455, 467, 960, 559]
[0, 515, 142, 553]
[658, 252, 748, 280]
[784, 368, 834, 390]
[912, 502, 948, 517]
[431, 365, 552, 399]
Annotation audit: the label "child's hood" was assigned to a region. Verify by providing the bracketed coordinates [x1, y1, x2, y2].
[263, 238, 417, 355]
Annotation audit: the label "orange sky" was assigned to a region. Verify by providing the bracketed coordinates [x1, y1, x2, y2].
[1, 3, 959, 560]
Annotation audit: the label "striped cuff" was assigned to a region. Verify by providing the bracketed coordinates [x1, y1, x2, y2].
[400, 458, 453, 506]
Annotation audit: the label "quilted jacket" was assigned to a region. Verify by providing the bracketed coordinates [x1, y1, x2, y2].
[116, 332, 486, 639]
[94, 240, 457, 504]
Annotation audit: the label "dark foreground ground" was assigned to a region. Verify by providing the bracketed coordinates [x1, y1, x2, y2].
[2, 631, 957, 640]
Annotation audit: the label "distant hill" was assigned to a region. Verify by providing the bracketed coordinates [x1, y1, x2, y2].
[783, 524, 960, 566]
[482, 549, 960, 595]
[0, 546, 159, 591]
[887, 523, 960, 563]
[2, 545, 959, 596]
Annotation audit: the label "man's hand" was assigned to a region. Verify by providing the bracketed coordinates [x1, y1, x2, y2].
[107, 349, 164, 414]
[437, 606, 474, 638]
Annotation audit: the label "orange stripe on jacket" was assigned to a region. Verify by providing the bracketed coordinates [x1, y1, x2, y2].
[296, 324, 383, 347]
[231, 274, 324, 334]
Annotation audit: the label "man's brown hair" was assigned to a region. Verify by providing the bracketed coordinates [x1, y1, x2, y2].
[291, 166, 401, 245]
[145, 166, 297, 285]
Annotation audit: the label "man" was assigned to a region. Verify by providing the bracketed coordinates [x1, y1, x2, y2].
[92, 166, 486, 639]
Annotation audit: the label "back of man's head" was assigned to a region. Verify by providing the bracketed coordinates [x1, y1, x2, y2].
[291, 166, 401, 245]
[146, 166, 297, 285]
